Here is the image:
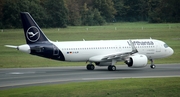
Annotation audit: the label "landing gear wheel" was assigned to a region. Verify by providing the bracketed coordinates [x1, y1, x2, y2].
[150, 64, 156, 69]
[108, 65, 116, 71]
[86, 64, 95, 70]
[150, 59, 156, 69]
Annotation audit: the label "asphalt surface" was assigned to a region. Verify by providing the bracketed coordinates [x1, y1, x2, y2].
[0, 64, 180, 89]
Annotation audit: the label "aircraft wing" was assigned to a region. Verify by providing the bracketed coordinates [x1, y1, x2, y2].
[89, 40, 138, 62]
[89, 51, 134, 62]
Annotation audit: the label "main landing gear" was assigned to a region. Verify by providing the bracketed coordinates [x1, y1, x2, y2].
[150, 59, 156, 69]
[87, 60, 117, 71]
[108, 59, 117, 71]
[86, 64, 95, 70]
[86, 64, 117, 71]
[108, 65, 116, 71]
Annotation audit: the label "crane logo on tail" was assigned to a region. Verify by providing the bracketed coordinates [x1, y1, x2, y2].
[26, 26, 40, 42]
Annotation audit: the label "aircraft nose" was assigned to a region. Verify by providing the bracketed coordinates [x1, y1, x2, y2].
[169, 47, 174, 56]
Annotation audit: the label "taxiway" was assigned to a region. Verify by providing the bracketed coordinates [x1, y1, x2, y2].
[0, 64, 179, 89]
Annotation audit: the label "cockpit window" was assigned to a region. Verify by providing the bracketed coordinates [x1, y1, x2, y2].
[164, 44, 169, 48]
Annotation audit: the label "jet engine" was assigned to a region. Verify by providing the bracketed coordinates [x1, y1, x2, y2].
[125, 54, 148, 68]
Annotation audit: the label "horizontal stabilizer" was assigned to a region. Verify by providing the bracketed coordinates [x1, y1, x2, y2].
[5, 45, 18, 49]
[5, 44, 30, 53]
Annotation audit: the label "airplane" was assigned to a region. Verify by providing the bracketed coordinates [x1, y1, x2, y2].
[5, 12, 174, 71]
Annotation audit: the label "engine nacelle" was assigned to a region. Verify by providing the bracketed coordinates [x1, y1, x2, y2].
[95, 62, 112, 66]
[125, 54, 148, 68]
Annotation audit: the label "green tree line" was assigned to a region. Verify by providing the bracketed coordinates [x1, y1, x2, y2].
[0, 0, 179, 28]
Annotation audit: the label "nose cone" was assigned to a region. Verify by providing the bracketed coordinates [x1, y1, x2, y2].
[168, 47, 174, 56]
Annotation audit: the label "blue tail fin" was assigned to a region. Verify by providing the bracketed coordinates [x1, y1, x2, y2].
[20, 12, 49, 44]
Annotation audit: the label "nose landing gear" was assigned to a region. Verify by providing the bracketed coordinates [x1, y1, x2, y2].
[150, 59, 156, 69]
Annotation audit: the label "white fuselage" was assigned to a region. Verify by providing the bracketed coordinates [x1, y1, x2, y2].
[51, 39, 173, 62]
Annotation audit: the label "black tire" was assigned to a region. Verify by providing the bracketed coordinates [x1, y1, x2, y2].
[108, 65, 112, 71]
[86, 64, 95, 70]
[108, 65, 116, 71]
[150, 64, 156, 69]
[111, 65, 116, 71]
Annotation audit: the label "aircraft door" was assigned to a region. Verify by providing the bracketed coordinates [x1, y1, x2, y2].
[156, 42, 161, 52]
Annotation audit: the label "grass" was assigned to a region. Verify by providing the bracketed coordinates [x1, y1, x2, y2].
[0, 22, 180, 68]
[0, 77, 180, 97]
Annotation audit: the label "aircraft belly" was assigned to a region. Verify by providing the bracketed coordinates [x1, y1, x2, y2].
[62, 50, 116, 62]
[64, 54, 90, 62]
